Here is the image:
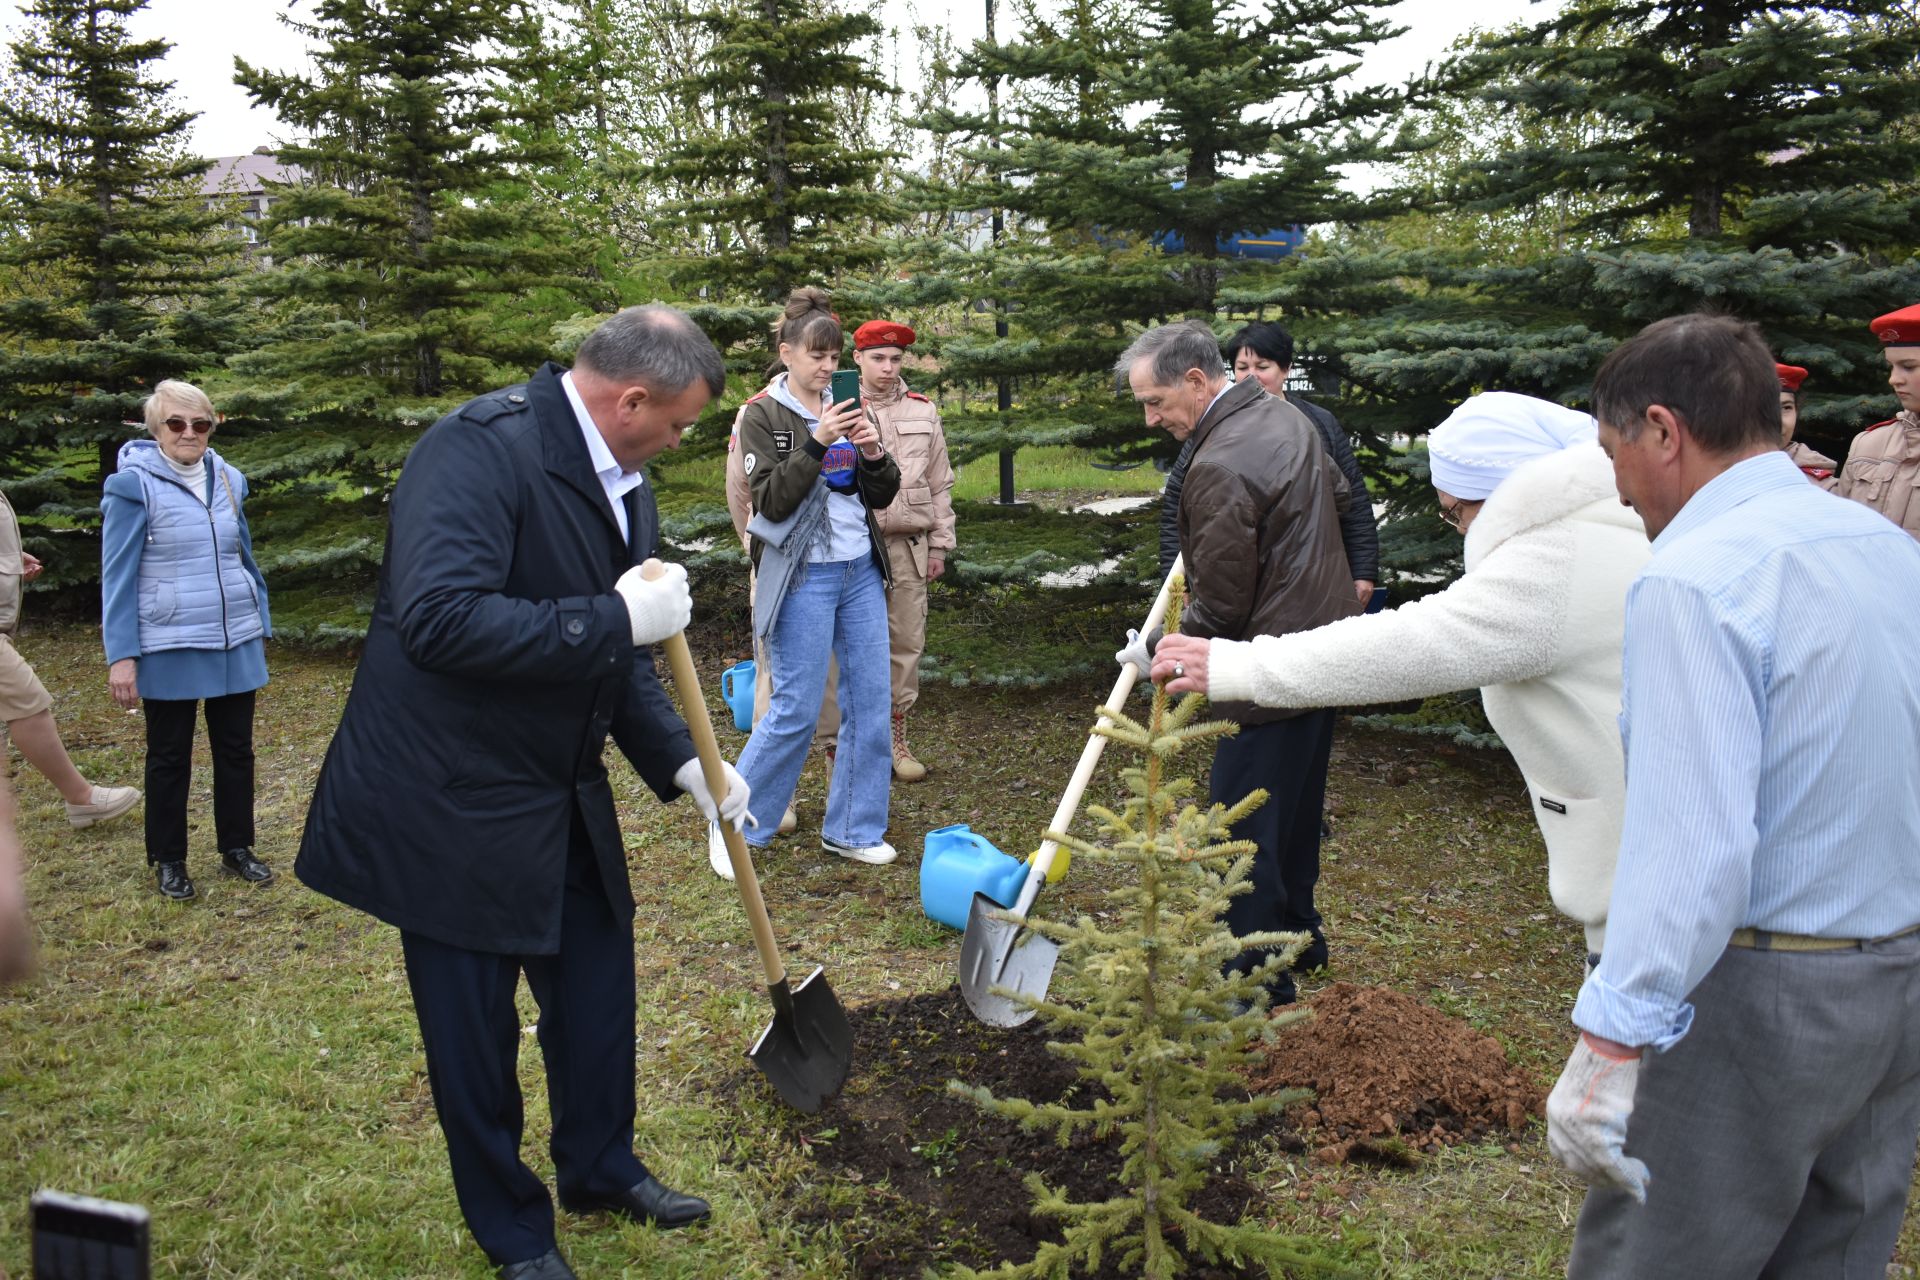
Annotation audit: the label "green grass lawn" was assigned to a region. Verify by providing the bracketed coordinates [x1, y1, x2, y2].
[2, 623, 1915, 1278]
[655, 445, 1167, 512]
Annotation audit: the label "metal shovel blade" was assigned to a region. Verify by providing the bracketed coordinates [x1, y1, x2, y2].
[747, 966, 853, 1113]
[958, 890, 1061, 1028]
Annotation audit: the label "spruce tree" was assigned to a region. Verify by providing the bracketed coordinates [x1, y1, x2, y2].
[951, 594, 1335, 1278]
[0, 0, 235, 581]
[1340, 1, 1920, 464]
[642, 0, 900, 352]
[920, 0, 1418, 470]
[227, 0, 586, 639]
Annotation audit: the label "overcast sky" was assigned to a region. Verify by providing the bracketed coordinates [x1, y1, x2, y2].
[4, 0, 1558, 160]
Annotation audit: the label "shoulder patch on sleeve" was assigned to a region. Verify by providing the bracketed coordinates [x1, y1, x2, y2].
[744, 453, 757, 475]
[771, 430, 794, 455]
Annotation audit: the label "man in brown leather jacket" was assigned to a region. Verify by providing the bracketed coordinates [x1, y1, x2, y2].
[1115, 320, 1361, 1007]
[1837, 304, 1920, 538]
[852, 320, 955, 782]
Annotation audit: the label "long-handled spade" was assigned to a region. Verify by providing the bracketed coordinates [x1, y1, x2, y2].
[958, 556, 1184, 1027]
[643, 560, 853, 1113]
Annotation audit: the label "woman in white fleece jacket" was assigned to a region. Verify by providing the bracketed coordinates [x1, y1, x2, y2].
[1153, 393, 1648, 957]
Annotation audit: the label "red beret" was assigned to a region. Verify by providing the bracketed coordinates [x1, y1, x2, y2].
[853, 320, 915, 351]
[1775, 363, 1808, 392]
[1870, 304, 1920, 347]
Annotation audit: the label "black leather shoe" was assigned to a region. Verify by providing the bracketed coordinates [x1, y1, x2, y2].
[154, 861, 195, 900]
[1291, 931, 1328, 975]
[220, 847, 274, 883]
[563, 1174, 710, 1229]
[496, 1249, 576, 1280]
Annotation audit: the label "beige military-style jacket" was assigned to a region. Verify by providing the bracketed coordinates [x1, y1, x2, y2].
[1837, 409, 1920, 538]
[1784, 441, 1839, 493]
[866, 387, 955, 555]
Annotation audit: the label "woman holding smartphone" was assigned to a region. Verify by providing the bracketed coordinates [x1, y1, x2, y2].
[728, 288, 901, 868]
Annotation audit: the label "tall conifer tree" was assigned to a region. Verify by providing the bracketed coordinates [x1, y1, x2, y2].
[228, 0, 585, 639]
[1342, 1, 1920, 463]
[921, 0, 1417, 466]
[0, 0, 233, 578]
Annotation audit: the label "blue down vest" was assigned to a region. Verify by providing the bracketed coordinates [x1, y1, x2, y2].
[116, 440, 266, 654]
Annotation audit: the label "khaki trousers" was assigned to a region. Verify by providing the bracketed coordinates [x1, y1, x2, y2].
[884, 536, 928, 717]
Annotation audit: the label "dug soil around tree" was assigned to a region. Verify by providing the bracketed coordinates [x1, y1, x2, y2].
[1246, 983, 1544, 1165]
[782, 985, 1300, 1279]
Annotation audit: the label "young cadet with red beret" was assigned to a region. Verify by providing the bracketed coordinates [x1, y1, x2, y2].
[850, 319, 955, 783]
[1774, 363, 1838, 491]
[1836, 304, 1920, 537]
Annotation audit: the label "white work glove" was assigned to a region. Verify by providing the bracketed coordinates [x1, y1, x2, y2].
[1114, 627, 1152, 675]
[674, 757, 756, 835]
[1547, 1034, 1650, 1203]
[614, 561, 691, 646]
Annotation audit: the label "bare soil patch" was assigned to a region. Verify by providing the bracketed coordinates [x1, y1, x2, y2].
[783, 985, 1296, 1279]
[1246, 983, 1544, 1165]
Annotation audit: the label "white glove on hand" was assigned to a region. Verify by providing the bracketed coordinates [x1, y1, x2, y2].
[1547, 1035, 1650, 1203]
[614, 561, 691, 647]
[674, 757, 756, 834]
[1114, 627, 1152, 675]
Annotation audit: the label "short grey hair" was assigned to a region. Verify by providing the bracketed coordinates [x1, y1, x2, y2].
[143, 379, 216, 434]
[575, 304, 727, 397]
[1112, 320, 1225, 393]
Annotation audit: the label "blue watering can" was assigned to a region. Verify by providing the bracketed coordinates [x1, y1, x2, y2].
[719, 660, 755, 733]
[920, 824, 1028, 931]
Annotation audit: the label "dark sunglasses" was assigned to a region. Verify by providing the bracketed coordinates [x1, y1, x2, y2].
[163, 416, 215, 435]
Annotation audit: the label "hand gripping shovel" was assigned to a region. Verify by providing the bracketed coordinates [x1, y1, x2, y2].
[959, 555, 1184, 1027]
[643, 560, 852, 1112]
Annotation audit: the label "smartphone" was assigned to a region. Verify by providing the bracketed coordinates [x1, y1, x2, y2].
[31, 1190, 152, 1280]
[828, 368, 861, 409]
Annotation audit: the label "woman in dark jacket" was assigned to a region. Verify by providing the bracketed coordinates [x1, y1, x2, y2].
[730, 288, 901, 867]
[101, 380, 273, 900]
[1159, 322, 1380, 604]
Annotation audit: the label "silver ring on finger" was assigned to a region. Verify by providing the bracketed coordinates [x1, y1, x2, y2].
[1172, 662, 1185, 679]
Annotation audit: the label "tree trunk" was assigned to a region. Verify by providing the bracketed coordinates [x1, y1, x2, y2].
[761, 0, 793, 296]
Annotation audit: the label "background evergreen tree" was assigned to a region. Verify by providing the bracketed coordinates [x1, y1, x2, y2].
[642, 0, 900, 353]
[920, 0, 1418, 476]
[1340, 0, 1920, 465]
[0, 0, 235, 584]
[227, 0, 587, 640]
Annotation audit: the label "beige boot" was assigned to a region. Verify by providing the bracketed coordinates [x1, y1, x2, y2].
[891, 712, 928, 783]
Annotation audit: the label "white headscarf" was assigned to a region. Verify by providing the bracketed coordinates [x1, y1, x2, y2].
[1427, 392, 1597, 501]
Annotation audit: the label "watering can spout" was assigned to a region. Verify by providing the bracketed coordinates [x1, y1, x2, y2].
[919, 824, 1027, 931]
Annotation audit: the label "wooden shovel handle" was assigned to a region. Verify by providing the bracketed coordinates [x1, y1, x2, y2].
[1029, 553, 1184, 879]
[641, 559, 786, 988]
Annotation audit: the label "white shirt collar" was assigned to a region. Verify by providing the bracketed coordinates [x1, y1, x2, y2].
[561, 371, 644, 537]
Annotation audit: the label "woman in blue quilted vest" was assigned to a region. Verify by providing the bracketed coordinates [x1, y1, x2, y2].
[100, 381, 273, 901]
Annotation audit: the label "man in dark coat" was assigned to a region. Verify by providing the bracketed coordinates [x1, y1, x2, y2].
[1116, 320, 1362, 1008]
[297, 305, 749, 1280]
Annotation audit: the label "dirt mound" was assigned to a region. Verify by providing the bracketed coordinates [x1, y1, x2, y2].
[1246, 982, 1544, 1163]
[781, 985, 1300, 1280]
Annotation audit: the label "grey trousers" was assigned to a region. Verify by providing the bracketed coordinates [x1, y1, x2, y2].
[1568, 930, 1920, 1279]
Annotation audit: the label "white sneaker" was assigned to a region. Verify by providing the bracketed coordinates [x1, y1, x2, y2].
[708, 821, 735, 881]
[66, 784, 141, 829]
[821, 835, 897, 866]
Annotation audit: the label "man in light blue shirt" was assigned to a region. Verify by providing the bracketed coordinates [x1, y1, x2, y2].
[1548, 312, 1920, 1279]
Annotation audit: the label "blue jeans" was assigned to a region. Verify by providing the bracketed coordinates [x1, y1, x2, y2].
[738, 555, 892, 848]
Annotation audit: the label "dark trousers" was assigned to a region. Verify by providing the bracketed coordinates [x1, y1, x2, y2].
[1212, 709, 1336, 1003]
[400, 827, 648, 1267]
[143, 691, 255, 865]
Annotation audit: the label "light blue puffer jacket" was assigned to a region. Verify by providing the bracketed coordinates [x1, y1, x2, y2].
[110, 440, 267, 654]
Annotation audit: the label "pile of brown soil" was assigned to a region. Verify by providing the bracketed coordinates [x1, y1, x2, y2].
[781, 985, 1302, 1280]
[1245, 982, 1544, 1164]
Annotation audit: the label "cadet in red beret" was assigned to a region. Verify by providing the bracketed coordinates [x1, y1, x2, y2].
[850, 319, 953, 783]
[1835, 305, 1920, 537]
[1774, 363, 1837, 491]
